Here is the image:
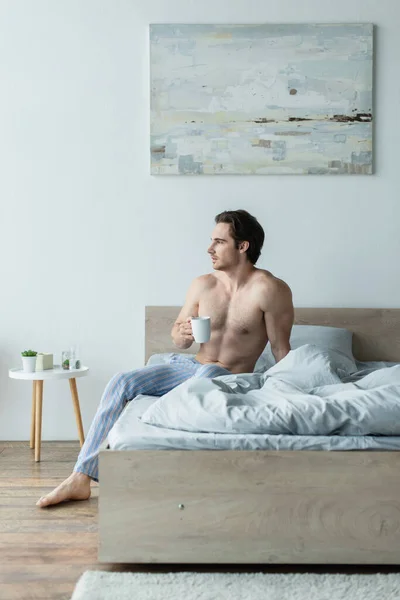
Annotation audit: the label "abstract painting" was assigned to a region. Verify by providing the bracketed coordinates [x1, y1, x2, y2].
[150, 24, 373, 175]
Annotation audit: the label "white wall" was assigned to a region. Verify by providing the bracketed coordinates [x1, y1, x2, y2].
[0, 0, 399, 440]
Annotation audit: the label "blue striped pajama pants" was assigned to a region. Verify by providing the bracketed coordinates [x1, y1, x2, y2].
[74, 354, 231, 481]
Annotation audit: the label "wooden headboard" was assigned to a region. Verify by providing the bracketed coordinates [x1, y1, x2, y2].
[145, 306, 400, 363]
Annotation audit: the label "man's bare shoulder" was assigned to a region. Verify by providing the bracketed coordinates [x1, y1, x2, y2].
[191, 273, 218, 291]
[252, 269, 293, 305]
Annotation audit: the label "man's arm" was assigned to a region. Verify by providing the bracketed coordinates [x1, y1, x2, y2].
[171, 276, 206, 349]
[261, 279, 294, 363]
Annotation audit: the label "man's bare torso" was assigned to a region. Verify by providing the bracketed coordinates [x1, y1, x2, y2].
[195, 269, 277, 373]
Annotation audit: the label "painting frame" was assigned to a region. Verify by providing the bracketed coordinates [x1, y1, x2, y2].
[150, 23, 373, 175]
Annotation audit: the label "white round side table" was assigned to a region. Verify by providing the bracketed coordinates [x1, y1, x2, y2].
[9, 365, 89, 462]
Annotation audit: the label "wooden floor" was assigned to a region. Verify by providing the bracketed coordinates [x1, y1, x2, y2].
[1, 442, 400, 600]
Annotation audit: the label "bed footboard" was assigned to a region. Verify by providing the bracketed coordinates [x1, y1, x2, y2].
[98, 449, 400, 564]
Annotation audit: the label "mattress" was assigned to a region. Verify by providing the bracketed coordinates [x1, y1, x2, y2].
[107, 393, 400, 452]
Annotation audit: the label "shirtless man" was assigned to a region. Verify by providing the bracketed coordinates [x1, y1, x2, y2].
[36, 209, 293, 508]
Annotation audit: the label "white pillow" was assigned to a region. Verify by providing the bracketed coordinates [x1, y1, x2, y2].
[254, 325, 357, 376]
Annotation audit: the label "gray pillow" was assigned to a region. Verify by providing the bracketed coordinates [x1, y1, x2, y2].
[254, 325, 357, 376]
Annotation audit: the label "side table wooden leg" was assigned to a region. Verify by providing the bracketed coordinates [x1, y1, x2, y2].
[30, 381, 36, 449]
[35, 380, 43, 462]
[69, 378, 85, 447]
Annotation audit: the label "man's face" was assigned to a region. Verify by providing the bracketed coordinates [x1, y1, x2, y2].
[207, 222, 241, 270]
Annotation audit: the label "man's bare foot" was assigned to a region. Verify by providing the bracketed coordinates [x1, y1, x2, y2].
[36, 472, 92, 508]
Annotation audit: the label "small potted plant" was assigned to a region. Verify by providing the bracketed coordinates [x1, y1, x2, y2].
[21, 350, 38, 373]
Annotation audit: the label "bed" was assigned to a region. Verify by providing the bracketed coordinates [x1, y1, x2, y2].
[98, 306, 400, 564]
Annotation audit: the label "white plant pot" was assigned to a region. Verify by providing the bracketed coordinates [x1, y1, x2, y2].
[22, 356, 37, 373]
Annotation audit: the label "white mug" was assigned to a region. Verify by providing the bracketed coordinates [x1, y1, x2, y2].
[191, 316, 211, 343]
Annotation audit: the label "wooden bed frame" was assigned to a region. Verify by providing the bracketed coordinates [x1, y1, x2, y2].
[98, 307, 400, 564]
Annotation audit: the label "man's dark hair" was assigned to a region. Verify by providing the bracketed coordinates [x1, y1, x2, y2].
[214, 210, 265, 265]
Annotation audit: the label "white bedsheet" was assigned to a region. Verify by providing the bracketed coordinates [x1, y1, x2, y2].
[107, 393, 400, 453]
[140, 345, 400, 436]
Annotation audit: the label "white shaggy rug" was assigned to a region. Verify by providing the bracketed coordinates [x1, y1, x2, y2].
[71, 570, 400, 600]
